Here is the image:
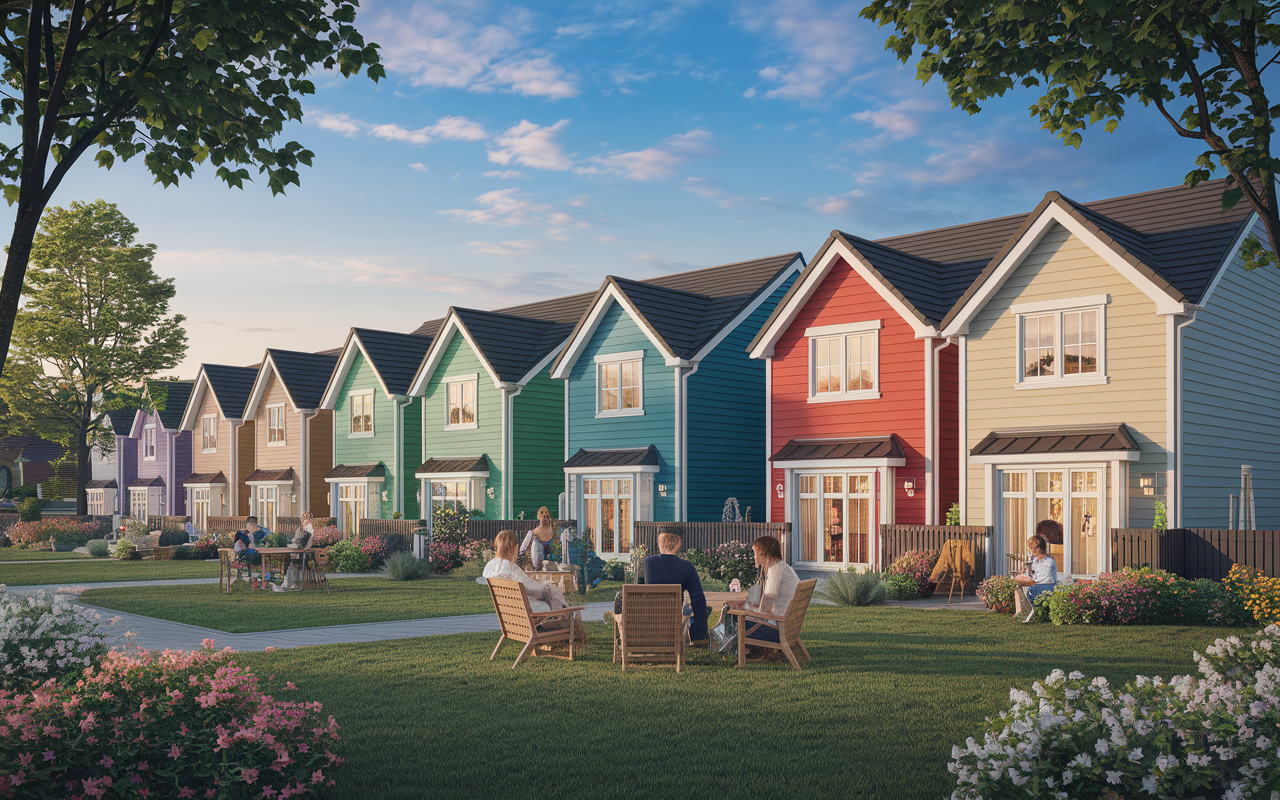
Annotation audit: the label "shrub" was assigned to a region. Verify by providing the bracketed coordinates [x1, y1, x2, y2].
[382, 551, 432, 581]
[52, 522, 99, 548]
[431, 504, 470, 547]
[601, 558, 626, 581]
[686, 540, 758, 585]
[817, 569, 888, 606]
[188, 531, 228, 560]
[975, 574, 1020, 613]
[358, 534, 391, 569]
[4, 484, 36, 500]
[425, 540, 463, 574]
[263, 531, 289, 548]
[1225, 563, 1280, 625]
[0, 589, 110, 689]
[1039, 567, 1250, 626]
[945, 502, 961, 526]
[625, 545, 647, 583]
[171, 545, 198, 560]
[884, 572, 919, 601]
[16, 496, 40, 521]
[112, 538, 136, 560]
[123, 517, 150, 539]
[309, 525, 343, 548]
[0, 642, 343, 797]
[157, 527, 188, 547]
[86, 538, 110, 558]
[7, 520, 98, 549]
[885, 549, 939, 598]
[948, 625, 1280, 800]
[700, 578, 729, 592]
[327, 539, 370, 573]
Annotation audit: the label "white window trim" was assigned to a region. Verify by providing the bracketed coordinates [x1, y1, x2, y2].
[1013, 298, 1110, 388]
[201, 414, 218, 454]
[443, 374, 479, 431]
[142, 424, 157, 461]
[594, 352, 645, 418]
[265, 403, 287, 447]
[807, 326, 881, 403]
[348, 390, 375, 439]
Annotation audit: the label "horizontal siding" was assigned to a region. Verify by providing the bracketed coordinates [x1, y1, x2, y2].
[1183, 218, 1280, 528]
[512, 367, 565, 518]
[236, 422, 254, 516]
[307, 411, 333, 518]
[190, 389, 229, 477]
[333, 352, 396, 519]
[253, 373, 303, 472]
[965, 223, 1168, 525]
[402, 398, 422, 519]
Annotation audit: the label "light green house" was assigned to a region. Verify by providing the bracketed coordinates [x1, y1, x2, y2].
[318, 328, 434, 532]
[407, 305, 584, 527]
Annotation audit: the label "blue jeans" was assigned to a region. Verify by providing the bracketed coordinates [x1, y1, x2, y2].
[745, 620, 780, 643]
[1026, 583, 1056, 602]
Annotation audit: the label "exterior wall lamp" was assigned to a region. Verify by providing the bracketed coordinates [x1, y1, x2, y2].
[903, 478, 916, 498]
[775, 483, 784, 500]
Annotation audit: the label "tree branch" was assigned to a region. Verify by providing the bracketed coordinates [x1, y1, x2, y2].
[36, 0, 87, 161]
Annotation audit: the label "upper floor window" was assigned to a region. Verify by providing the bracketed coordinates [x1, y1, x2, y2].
[595, 350, 644, 417]
[445, 377, 477, 429]
[201, 415, 218, 453]
[267, 404, 286, 445]
[1012, 296, 1108, 388]
[349, 392, 374, 436]
[806, 321, 881, 402]
[142, 425, 157, 460]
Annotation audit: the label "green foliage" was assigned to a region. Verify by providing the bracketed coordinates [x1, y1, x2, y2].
[86, 539, 110, 558]
[391, 511, 402, 520]
[885, 550, 939, 598]
[685, 541, 759, 585]
[112, 538, 135, 560]
[945, 502, 961, 526]
[381, 551, 432, 581]
[3, 485, 36, 500]
[328, 538, 371, 573]
[975, 574, 1020, 613]
[1154, 500, 1168, 531]
[601, 558, 627, 581]
[263, 531, 289, 548]
[884, 572, 920, 600]
[431, 504, 470, 547]
[51, 525, 96, 547]
[158, 528, 188, 547]
[16, 497, 39, 521]
[860, 0, 1280, 270]
[817, 569, 889, 607]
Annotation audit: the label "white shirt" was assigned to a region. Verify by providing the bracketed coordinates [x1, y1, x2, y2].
[754, 559, 799, 624]
[1029, 555, 1058, 585]
[482, 557, 553, 612]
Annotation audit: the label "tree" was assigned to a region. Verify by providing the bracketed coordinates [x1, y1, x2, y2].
[0, 1, 383, 379]
[0, 199, 186, 513]
[861, 0, 1280, 268]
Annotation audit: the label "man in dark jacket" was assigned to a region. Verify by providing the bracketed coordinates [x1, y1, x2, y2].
[643, 531, 709, 641]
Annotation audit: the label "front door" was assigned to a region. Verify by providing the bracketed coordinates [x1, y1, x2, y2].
[130, 489, 148, 523]
[338, 483, 366, 534]
[191, 488, 210, 533]
[256, 486, 278, 532]
[797, 472, 874, 568]
[1000, 468, 1104, 578]
[582, 477, 633, 559]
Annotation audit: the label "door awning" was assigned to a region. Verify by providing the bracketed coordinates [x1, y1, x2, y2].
[563, 445, 661, 473]
[771, 436, 904, 463]
[969, 424, 1141, 464]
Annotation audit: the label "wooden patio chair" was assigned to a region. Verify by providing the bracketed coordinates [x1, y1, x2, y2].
[611, 584, 685, 673]
[487, 578, 586, 669]
[302, 547, 330, 594]
[218, 548, 250, 594]
[930, 539, 976, 603]
[727, 578, 817, 671]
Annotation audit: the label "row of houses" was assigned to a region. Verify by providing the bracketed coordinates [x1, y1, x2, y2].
[87, 179, 1280, 582]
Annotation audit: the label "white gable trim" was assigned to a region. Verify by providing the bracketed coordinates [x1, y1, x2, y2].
[320, 331, 395, 410]
[748, 242, 934, 359]
[941, 201, 1190, 337]
[126, 409, 147, 439]
[693, 254, 804, 361]
[1196, 213, 1260, 309]
[551, 283, 680, 380]
[408, 313, 504, 397]
[517, 338, 568, 385]
[243, 353, 299, 421]
[179, 370, 223, 431]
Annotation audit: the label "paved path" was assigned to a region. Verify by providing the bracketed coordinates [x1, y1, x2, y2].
[0, 573, 383, 595]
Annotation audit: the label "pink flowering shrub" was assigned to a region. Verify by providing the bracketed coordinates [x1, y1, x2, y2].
[427, 541, 464, 574]
[1038, 567, 1250, 626]
[885, 549, 939, 598]
[0, 642, 342, 798]
[308, 526, 342, 548]
[7, 521, 100, 549]
[357, 535, 390, 569]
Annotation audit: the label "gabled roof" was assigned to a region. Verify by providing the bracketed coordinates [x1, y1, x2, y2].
[771, 436, 904, 462]
[321, 328, 435, 408]
[970, 424, 1140, 457]
[245, 467, 297, 483]
[129, 476, 165, 488]
[415, 455, 490, 475]
[86, 479, 117, 489]
[245, 349, 339, 417]
[202, 364, 258, 419]
[143, 380, 194, 430]
[325, 463, 387, 480]
[185, 472, 228, 485]
[454, 307, 576, 383]
[106, 408, 138, 436]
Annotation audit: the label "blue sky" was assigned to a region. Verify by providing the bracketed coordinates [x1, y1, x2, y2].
[11, 0, 1210, 375]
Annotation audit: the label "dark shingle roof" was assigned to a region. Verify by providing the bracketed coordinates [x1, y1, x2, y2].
[970, 425, 1139, 457]
[415, 456, 489, 475]
[325, 464, 387, 480]
[351, 329, 434, 395]
[86, 479, 117, 489]
[201, 364, 259, 419]
[129, 476, 165, 488]
[563, 445, 660, 469]
[771, 436, 904, 462]
[106, 408, 138, 436]
[266, 350, 339, 410]
[450, 308, 575, 383]
[185, 472, 228, 485]
[145, 380, 194, 430]
[245, 468, 297, 483]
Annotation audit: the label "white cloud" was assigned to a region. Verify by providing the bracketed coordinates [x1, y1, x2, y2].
[850, 98, 939, 140]
[682, 176, 724, 198]
[488, 120, 573, 171]
[367, 6, 578, 99]
[440, 188, 589, 241]
[578, 129, 719, 181]
[312, 112, 362, 136]
[806, 190, 864, 214]
[482, 170, 524, 179]
[903, 137, 1061, 185]
[410, 163, 428, 172]
[467, 239, 542, 257]
[597, 235, 621, 244]
[310, 112, 490, 150]
[737, 0, 872, 102]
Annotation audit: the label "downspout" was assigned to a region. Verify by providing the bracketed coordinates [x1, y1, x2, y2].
[764, 355, 773, 525]
[930, 338, 947, 524]
[923, 340, 935, 524]
[1174, 310, 1199, 528]
[675, 361, 700, 522]
[956, 335, 967, 525]
[166, 430, 177, 516]
[227, 420, 240, 516]
[499, 383, 523, 519]
[392, 396, 410, 517]
[299, 409, 317, 517]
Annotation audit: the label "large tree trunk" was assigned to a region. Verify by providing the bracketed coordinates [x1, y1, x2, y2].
[75, 400, 90, 516]
[0, 201, 44, 381]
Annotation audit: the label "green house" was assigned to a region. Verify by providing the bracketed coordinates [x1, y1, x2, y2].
[318, 328, 434, 532]
[407, 306, 585, 527]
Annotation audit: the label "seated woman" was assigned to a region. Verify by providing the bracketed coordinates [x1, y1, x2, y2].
[483, 530, 571, 619]
[518, 506, 557, 569]
[1014, 525, 1060, 622]
[275, 512, 314, 592]
[742, 535, 799, 659]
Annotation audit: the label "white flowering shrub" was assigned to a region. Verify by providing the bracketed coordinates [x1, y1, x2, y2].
[0, 588, 110, 689]
[949, 625, 1280, 800]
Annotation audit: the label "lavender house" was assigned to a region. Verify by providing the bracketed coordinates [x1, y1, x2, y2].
[122, 381, 194, 521]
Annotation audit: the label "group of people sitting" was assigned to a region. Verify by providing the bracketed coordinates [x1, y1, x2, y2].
[230, 513, 315, 591]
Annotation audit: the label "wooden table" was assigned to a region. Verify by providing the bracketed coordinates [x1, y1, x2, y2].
[254, 547, 319, 589]
[526, 568, 578, 593]
[704, 591, 749, 628]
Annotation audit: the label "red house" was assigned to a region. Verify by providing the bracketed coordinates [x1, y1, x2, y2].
[749, 230, 980, 570]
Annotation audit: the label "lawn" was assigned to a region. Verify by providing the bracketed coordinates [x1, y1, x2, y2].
[239, 608, 1248, 800]
[81, 561, 621, 632]
[0, 549, 91, 561]
[0, 558, 220, 585]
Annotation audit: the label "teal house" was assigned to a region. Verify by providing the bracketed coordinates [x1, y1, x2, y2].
[549, 253, 804, 560]
[408, 305, 586, 527]
[318, 328, 434, 532]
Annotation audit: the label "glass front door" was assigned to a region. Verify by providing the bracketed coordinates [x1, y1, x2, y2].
[130, 489, 148, 523]
[338, 483, 366, 534]
[256, 486, 278, 532]
[1000, 468, 1104, 577]
[797, 472, 874, 567]
[192, 488, 210, 533]
[582, 477, 633, 557]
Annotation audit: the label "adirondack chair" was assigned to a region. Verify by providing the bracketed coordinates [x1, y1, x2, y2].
[218, 548, 250, 593]
[929, 539, 976, 603]
[727, 578, 818, 671]
[487, 578, 587, 669]
[609, 584, 686, 673]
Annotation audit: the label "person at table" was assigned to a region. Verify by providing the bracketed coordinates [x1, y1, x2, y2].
[643, 531, 709, 641]
[276, 512, 314, 591]
[484, 529, 570, 619]
[237, 516, 269, 546]
[742, 535, 799, 659]
[1014, 529, 1059, 622]
[519, 506, 557, 568]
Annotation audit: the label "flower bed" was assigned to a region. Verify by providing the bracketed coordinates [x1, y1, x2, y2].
[6, 520, 101, 549]
[0, 590, 111, 690]
[975, 574, 1019, 614]
[948, 625, 1280, 799]
[0, 642, 342, 798]
[685, 540, 758, 585]
[1031, 567, 1250, 626]
[885, 549, 939, 599]
[1224, 564, 1280, 625]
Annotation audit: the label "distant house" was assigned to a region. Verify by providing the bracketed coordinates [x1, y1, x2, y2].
[549, 253, 804, 560]
[319, 328, 434, 533]
[179, 363, 259, 529]
[0, 436, 76, 501]
[124, 380, 195, 520]
[95, 407, 139, 516]
[241, 349, 338, 530]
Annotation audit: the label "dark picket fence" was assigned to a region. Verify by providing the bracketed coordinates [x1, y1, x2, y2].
[358, 519, 426, 538]
[880, 525, 992, 580]
[632, 521, 791, 557]
[1111, 528, 1280, 580]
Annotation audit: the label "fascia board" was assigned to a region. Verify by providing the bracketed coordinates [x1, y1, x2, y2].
[126, 409, 147, 439]
[517, 338, 568, 385]
[319, 331, 395, 410]
[748, 239, 837, 359]
[408, 313, 503, 396]
[969, 450, 1141, 465]
[550, 283, 678, 380]
[773, 457, 907, 469]
[414, 469, 489, 480]
[179, 371, 216, 431]
[563, 464, 661, 474]
[243, 353, 299, 420]
[694, 253, 805, 362]
[1196, 213, 1260, 309]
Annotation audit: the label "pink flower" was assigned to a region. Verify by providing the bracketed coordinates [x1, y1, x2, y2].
[169, 744, 182, 759]
[202, 638, 217, 649]
[99, 755, 114, 768]
[242, 767, 260, 784]
[260, 787, 278, 798]
[311, 770, 325, 784]
[264, 647, 276, 653]
[42, 750, 54, 762]
[17, 752, 31, 767]
[178, 789, 195, 798]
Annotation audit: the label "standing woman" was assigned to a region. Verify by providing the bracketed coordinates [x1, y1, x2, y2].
[519, 506, 557, 568]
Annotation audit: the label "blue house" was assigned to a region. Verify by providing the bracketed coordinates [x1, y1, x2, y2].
[550, 252, 804, 559]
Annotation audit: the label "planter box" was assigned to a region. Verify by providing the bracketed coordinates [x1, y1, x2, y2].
[52, 542, 79, 552]
[153, 546, 176, 561]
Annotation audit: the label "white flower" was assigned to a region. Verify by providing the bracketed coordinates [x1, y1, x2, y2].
[1142, 774, 1158, 794]
[1106, 770, 1124, 784]
[1129, 748, 1145, 763]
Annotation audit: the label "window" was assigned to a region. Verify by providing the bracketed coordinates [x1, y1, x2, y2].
[87, 490, 105, 517]
[797, 473, 873, 565]
[582, 478, 633, 555]
[142, 425, 156, 460]
[595, 351, 644, 417]
[338, 484, 366, 534]
[267, 405, 286, 445]
[201, 416, 218, 453]
[1001, 468, 1103, 576]
[1013, 297, 1107, 386]
[806, 322, 880, 401]
[255, 485, 279, 531]
[444, 378, 477, 429]
[349, 392, 374, 436]
[430, 480, 469, 512]
[191, 488, 210, 533]
[130, 489, 149, 522]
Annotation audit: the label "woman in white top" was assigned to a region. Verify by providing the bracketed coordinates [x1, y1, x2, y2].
[743, 535, 798, 653]
[483, 530, 569, 615]
[1014, 530, 1059, 622]
[276, 513, 315, 592]
[518, 507, 557, 568]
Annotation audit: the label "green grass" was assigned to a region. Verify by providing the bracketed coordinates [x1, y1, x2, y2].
[0, 558, 220, 585]
[238, 608, 1247, 800]
[0, 549, 91, 561]
[81, 561, 621, 632]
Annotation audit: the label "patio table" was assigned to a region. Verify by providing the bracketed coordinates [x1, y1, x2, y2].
[703, 590, 748, 628]
[253, 547, 318, 590]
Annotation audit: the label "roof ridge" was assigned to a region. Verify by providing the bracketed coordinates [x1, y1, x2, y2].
[612, 274, 717, 301]
[452, 305, 571, 326]
[836, 230, 950, 268]
[638, 251, 801, 285]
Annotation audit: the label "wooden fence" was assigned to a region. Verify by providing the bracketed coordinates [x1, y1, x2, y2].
[880, 525, 992, 580]
[632, 521, 791, 557]
[1111, 528, 1280, 580]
